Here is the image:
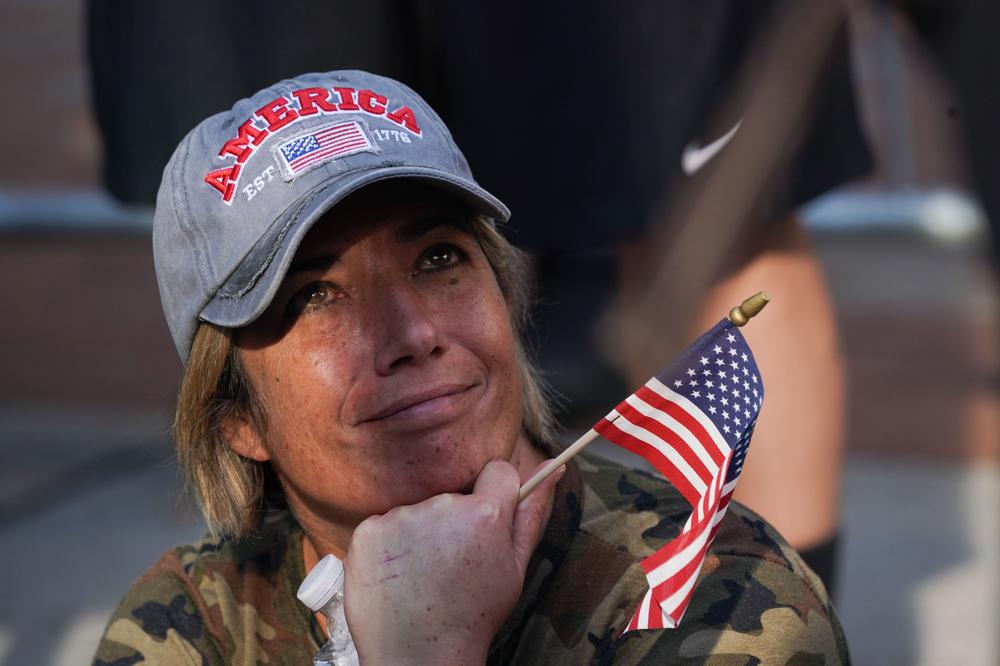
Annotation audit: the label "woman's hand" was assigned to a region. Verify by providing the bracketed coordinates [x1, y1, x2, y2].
[344, 459, 562, 665]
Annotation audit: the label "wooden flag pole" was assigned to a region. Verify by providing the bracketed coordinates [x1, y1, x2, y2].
[517, 428, 601, 501]
[517, 292, 770, 502]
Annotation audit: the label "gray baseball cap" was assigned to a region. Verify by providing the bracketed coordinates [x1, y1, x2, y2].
[153, 70, 510, 362]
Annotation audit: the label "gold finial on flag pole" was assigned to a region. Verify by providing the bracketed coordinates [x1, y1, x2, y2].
[728, 291, 771, 327]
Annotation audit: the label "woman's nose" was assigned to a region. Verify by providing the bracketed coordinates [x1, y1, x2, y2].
[372, 280, 447, 374]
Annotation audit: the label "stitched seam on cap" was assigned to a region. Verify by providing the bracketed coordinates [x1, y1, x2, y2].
[176, 140, 215, 288]
[222, 178, 338, 299]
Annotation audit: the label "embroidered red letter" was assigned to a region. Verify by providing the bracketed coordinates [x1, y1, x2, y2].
[255, 97, 299, 132]
[358, 89, 388, 115]
[218, 120, 268, 162]
[333, 87, 360, 111]
[204, 164, 242, 203]
[386, 105, 421, 135]
[293, 88, 339, 116]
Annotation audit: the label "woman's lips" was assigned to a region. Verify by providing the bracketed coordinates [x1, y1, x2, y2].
[360, 383, 480, 426]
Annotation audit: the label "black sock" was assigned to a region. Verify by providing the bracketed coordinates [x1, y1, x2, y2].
[799, 533, 840, 600]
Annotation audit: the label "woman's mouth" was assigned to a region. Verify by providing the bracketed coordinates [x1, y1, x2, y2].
[360, 383, 481, 428]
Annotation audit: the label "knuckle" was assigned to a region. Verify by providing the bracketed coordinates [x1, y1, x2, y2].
[472, 497, 502, 525]
[431, 493, 454, 509]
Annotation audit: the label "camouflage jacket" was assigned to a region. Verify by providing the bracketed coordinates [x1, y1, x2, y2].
[94, 453, 849, 664]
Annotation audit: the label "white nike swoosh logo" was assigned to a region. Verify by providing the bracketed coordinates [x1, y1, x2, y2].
[681, 120, 743, 175]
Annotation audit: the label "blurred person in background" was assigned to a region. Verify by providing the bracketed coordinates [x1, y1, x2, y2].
[889, 0, 1000, 265]
[88, 0, 870, 592]
[93, 70, 850, 663]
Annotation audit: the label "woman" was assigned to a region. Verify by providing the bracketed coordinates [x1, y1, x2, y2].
[95, 71, 848, 664]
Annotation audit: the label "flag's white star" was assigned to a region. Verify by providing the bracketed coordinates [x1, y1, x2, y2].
[744, 381, 750, 390]
[705, 380, 714, 388]
[733, 389, 741, 398]
[741, 352, 749, 362]
[718, 371, 728, 380]
[702, 369, 712, 376]
[744, 395, 751, 404]
[721, 397, 729, 406]
[723, 424, 731, 433]
[692, 390, 701, 398]
[744, 409, 751, 418]
[728, 347, 737, 356]
[741, 366, 749, 375]
[735, 417, 742, 425]
[699, 356, 709, 365]
[719, 384, 728, 393]
[752, 388, 759, 397]
[709, 405, 717, 414]
[689, 379, 699, 386]
[674, 380, 683, 387]
[723, 411, 730, 420]
[713, 345, 723, 354]
[686, 368, 695, 376]
[730, 360, 739, 370]
[726, 333, 736, 343]
[715, 357, 725, 366]
[751, 375, 758, 384]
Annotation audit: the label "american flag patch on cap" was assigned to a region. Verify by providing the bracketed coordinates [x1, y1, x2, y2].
[274, 121, 376, 180]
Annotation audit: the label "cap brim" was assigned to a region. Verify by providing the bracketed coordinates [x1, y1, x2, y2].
[198, 166, 510, 331]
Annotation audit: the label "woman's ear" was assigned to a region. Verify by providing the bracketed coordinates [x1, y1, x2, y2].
[222, 415, 270, 462]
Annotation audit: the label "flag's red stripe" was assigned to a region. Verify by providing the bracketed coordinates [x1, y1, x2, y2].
[291, 138, 368, 170]
[615, 400, 714, 485]
[667, 586, 697, 624]
[708, 491, 735, 542]
[597, 419, 701, 504]
[636, 385, 726, 466]
[650, 531, 712, 602]
[291, 135, 367, 167]
[286, 126, 359, 162]
[313, 125, 359, 141]
[627, 611, 640, 632]
[640, 495, 716, 573]
[646, 596, 664, 629]
[643, 470, 722, 572]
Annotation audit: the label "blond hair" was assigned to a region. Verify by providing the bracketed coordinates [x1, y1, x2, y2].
[175, 216, 558, 537]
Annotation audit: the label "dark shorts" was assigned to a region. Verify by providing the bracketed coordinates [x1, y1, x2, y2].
[89, 0, 870, 250]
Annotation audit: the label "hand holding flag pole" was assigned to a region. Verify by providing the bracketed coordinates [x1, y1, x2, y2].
[518, 291, 769, 501]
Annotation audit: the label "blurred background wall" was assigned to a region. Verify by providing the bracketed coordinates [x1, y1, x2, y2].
[0, 1, 996, 664]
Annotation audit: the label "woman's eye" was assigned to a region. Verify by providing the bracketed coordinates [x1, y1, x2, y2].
[418, 243, 465, 271]
[290, 283, 338, 314]
[304, 284, 329, 306]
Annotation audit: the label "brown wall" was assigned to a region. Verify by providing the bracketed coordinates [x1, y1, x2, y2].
[0, 231, 181, 407]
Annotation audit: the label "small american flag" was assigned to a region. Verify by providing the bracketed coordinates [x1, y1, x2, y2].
[594, 319, 762, 630]
[276, 121, 374, 176]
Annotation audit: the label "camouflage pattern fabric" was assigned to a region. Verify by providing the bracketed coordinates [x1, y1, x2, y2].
[94, 453, 849, 664]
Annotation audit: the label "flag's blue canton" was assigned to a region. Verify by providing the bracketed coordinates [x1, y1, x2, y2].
[280, 134, 321, 161]
[726, 420, 754, 482]
[654, 320, 763, 454]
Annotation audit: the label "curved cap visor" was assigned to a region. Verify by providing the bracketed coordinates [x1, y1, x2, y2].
[198, 167, 509, 332]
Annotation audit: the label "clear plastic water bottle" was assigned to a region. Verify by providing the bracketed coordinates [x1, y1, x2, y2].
[297, 554, 359, 666]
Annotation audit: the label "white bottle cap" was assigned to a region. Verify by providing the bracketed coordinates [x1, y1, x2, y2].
[297, 554, 345, 611]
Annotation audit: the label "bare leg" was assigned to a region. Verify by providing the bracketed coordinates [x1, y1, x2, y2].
[618, 215, 845, 552]
[690, 219, 844, 551]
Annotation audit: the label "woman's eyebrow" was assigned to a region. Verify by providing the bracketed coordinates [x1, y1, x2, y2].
[287, 253, 339, 277]
[395, 215, 466, 243]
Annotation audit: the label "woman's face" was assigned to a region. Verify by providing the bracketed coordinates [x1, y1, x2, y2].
[230, 183, 533, 545]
